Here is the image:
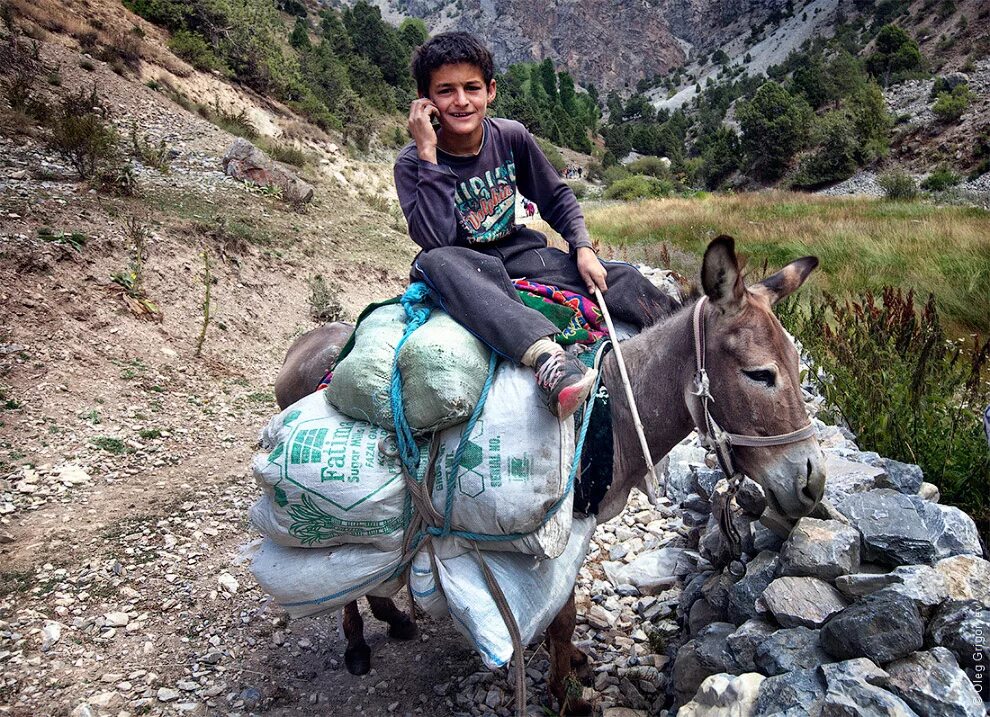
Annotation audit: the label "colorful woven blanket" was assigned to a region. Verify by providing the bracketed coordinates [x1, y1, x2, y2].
[513, 279, 606, 345]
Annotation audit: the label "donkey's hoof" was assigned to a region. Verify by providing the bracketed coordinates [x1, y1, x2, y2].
[571, 650, 593, 685]
[560, 697, 593, 716]
[344, 643, 371, 675]
[387, 615, 418, 641]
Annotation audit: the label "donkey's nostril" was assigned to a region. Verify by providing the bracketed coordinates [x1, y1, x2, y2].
[806, 458, 814, 479]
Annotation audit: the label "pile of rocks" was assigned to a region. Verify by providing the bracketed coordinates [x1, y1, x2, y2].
[661, 428, 988, 715]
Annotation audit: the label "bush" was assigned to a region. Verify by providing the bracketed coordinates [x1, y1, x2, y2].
[921, 165, 961, 192]
[167, 30, 226, 74]
[566, 181, 587, 199]
[781, 289, 989, 521]
[737, 81, 813, 180]
[535, 137, 566, 174]
[602, 164, 631, 187]
[47, 88, 119, 179]
[932, 84, 972, 123]
[625, 156, 671, 178]
[878, 169, 918, 200]
[603, 175, 674, 201]
[866, 24, 924, 86]
[263, 141, 307, 168]
[793, 112, 859, 188]
[308, 275, 344, 322]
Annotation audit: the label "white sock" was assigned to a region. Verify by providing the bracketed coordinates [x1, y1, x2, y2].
[521, 337, 562, 367]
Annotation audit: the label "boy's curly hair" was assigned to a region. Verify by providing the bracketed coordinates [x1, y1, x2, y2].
[411, 32, 495, 96]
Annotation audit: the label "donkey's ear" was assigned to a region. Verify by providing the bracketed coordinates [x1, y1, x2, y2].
[701, 235, 745, 311]
[755, 256, 819, 305]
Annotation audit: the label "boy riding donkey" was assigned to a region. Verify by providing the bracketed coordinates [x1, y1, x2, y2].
[395, 33, 675, 419]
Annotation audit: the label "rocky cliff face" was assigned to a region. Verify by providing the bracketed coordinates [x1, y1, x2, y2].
[368, 0, 788, 91]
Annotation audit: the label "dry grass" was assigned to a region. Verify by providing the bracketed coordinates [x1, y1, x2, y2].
[553, 192, 990, 334]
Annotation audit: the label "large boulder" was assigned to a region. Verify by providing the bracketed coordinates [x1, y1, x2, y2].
[679, 672, 764, 717]
[926, 600, 990, 668]
[820, 591, 924, 664]
[834, 490, 937, 566]
[819, 659, 919, 716]
[754, 667, 826, 716]
[754, 627, 834, 676]
[222, 138, 314, 204]
[834, 565, 948, 610]
[760, 577, 847, 629]
[779, 518, 860, 580]
[884, 648, 985, 717]
[935, 554, 990, 607]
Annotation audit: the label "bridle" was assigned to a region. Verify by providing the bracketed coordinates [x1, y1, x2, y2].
[689, 296, 816, 553]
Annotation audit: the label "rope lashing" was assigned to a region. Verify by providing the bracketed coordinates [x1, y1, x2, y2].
[389, 281, 433, 474]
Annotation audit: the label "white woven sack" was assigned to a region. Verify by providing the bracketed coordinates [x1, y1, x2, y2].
[326, 305, 490, 432]
[248, 538, 402, 619]
[250, 390, 407, 551]
[430, 362, 575, 559]
[411, 517, 596, 669]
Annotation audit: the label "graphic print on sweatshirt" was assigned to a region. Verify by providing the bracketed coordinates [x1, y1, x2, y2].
[453, 155, 517, 244]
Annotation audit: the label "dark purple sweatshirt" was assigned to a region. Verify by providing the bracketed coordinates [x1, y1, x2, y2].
[393, 117, 592, 253]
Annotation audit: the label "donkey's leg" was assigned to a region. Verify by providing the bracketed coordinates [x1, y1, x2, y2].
[547, 589, 594, 716]
[367, 595, 418, 640]
[342, 600, 371, 675]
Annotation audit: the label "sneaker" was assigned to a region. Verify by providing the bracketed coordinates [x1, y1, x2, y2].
[534, 351, 598, 419]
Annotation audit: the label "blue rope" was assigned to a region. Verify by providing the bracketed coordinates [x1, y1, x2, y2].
[440, 350, 499, 536]
[425, 361, 603, 543]
[387, 282, 606, 550]
[390, 282, 433, 474]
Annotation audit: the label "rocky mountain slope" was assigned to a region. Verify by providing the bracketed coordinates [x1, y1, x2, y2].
[359, 0, 791, 91]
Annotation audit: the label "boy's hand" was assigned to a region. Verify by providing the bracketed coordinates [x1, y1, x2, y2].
[576, 247, 608, 294]
[408, 98, 439, 164]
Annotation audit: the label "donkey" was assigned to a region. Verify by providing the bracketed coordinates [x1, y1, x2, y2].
[273, 236, 826, 714]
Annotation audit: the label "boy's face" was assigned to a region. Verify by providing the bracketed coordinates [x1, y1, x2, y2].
[424, 63, 496, 138]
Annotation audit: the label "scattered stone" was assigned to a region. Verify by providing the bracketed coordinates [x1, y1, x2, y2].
[760, 577, 847, 629]
[909, 500, 983, 559]
[104, 612, 130, 627]
[157, 687, 180, 702]
[218, 573, 239, 595]
[41, 621, 61, 651]
[885, 648, 985, 717]
[834, 490, 937, 566]
[779, 517, 860, 580]
[678, 672, 765, 716]
[754, 627, 833, 676]
[917, 482, 940, 502]
[824, 454, 885, 499]
[821, 591, 924, 664]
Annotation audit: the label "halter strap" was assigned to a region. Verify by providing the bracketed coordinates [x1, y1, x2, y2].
[690, 296, 815, 472]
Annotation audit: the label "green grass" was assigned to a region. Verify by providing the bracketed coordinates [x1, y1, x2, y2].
[92, 437, 128, 454]
[556, 192, 990, 335]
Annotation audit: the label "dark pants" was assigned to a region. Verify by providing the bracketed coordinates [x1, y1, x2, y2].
[413, 228, 675, 363]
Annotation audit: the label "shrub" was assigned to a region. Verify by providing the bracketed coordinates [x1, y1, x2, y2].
[535, 137, 566, 174]
[566, 181, 587, 200]
[263, 141, 307, 168]
[921, 165, 961, 192]
[201, 99, 257, 139]
[626, 156, 671, 178]
[781, 289, 989, 521]
[602, 164, 632, 187]
[308, 275, 344, 322]
[932, 84, 972, 123]
[737, 81, 813, 180]
[866, 24, 924, 86]
[47, 88, 119, 179]
[878, 169, 918, 200]
[603, 175, 674, 201]
[167, 29, 226, 74]
[793, 112, 859, 188]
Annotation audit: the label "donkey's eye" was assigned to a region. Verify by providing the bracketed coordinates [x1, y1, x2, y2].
[743, 369, 776, 387]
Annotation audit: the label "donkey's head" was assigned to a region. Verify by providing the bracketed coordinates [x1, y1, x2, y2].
[688, 236, 825, 519]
